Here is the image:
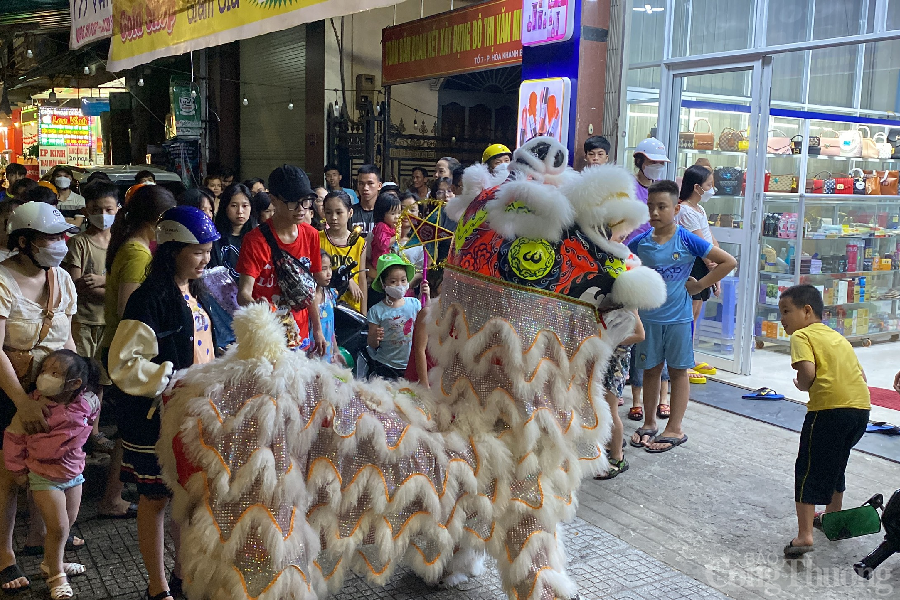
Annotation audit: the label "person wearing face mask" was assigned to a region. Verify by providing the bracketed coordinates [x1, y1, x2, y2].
[677, 165, 722, 380]
[0, 202, 80, 593]
[628, 138, 671, 245]
[366, 253, 429, 381]
[49, 167, 85, 228]
[63, 180, 119, 458]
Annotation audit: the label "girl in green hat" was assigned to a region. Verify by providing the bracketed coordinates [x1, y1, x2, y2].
[366, 253, 429, 380]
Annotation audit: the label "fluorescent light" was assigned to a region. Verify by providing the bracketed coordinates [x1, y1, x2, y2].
[634, 4, 664, 13]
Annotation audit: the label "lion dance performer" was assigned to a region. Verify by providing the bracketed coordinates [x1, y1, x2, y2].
[158, 138, 666, 600]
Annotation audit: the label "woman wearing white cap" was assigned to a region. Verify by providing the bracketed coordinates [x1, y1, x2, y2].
[0, 202, 79, 593]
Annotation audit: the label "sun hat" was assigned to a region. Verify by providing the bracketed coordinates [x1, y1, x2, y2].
[371, 253, 415, 292]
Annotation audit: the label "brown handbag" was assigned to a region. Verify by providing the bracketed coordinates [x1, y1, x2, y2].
[693, 118, 715, 150]
[864, 170, 882, 195]
[718, 127, 744, 152]
[879, 170, 900, 195]
[3, 268, 58, 384]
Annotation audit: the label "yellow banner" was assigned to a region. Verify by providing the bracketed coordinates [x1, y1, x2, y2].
[108, 0, 397, 72]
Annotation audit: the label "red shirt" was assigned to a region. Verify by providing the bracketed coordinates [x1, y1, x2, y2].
[236, 221, 322, 339]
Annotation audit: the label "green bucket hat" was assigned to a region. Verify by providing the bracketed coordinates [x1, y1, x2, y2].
[372, 253, 416, 292]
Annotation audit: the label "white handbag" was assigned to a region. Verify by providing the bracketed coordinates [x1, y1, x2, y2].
[840, 128, 863, 157]
[874, 132, 893, 159]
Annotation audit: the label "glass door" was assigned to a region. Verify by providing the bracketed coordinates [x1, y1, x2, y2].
[658, 60, 771, 375]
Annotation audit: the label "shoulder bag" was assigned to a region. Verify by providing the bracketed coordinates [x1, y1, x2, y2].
[819, 129, 842, 156]
[888, 128, 900, 159]
[713, 166, 744, 196]
[3, 268, 58, 384]
[864, 170, 882, 195]
[851, 168, 867, 195]
[767, 129, 792, 155]
[810, 171, 835, 194]
[258, 223, 316, 310]
[692, 119, 715, 150]
[879, 170, 900, 195]
[718, 128, 744, 152]
[859, 126, 878, 159]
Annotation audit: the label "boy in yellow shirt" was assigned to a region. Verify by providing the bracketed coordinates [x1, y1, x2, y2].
[779, 285, 870, 558]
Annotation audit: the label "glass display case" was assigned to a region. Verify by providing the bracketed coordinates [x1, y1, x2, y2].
[756, 117, 900, 348]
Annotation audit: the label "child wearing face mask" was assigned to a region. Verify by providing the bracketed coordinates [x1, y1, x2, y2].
[4, 349, 101, 600]
[63, 180, 119, 455]
[366, 254, 429, 380]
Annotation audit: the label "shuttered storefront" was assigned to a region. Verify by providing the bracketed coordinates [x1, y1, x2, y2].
[239, 26, 306, 180]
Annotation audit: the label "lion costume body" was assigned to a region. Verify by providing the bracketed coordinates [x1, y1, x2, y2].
[158, 138, 665, 600]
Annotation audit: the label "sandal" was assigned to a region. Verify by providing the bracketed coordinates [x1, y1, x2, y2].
[146, 589, 174, 600]
[741, 387, 785, 400]
[687, 369, 707, 384]
[783, 540, 814, 558]
[40, 562, 85, 578]
[46, 573, 72, 600]
[645, 434, 688, 453]
[22, 534, 85, 556]
[693, 362, 717, 375]
[627, 406, 643, 421]
[656, 404, 670, 419]
[595, 457, 629, 480]
[0, 563, 29, 592]
[813, 511, 825, 531]
[630, 427, 658, 448]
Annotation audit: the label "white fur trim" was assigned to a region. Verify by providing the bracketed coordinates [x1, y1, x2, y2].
[485, 179, 575, 241]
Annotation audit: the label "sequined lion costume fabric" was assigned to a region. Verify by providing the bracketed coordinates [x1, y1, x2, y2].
[158, 137, 665, 600]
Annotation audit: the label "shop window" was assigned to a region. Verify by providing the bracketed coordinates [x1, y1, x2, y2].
[889, 0, 900, 30]
[807, 46, 857, 109]
[860, 40, 900, 114]
[440, 103, 465, 139]
[672, 0, 756, 58]
[467, 104, 492, 139]
[628, 0, 665, 64]
[812, 0, 864, 40]
[770, 51, 805, 105]
[628, 67, 661, 91]
[765, 0, 811, 45]
[683, 68, 751, 99]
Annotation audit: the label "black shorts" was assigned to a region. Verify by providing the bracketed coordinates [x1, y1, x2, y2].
[795, 408, 869, 505]
[690, 257, 711, 302]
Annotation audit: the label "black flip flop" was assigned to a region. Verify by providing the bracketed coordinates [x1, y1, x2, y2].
[630, 428, 658, 448]
[21, 533, 85, 556]
[0, 563, 29, 593]
[645, 434, 688, 453]
[784, 540, 814, 558]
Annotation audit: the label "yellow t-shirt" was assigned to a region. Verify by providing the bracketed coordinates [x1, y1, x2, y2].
[790, 322, 871, 411]
[101, 240, 152, 349]
[319, 231, 365, 313]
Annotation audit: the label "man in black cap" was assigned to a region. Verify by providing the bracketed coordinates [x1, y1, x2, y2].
[237, 164, 326, 354]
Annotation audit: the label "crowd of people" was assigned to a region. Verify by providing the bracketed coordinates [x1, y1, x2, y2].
[0, 132, 874, 598]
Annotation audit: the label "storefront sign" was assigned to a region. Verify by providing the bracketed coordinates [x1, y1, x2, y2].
[382, 0, 522, 86]
[522, 0, 573, 46]
[109, 0, 399, 72]
[37, 108, 94, 175]
[517, 77, 570, 148]
[70, 0, 114, 49]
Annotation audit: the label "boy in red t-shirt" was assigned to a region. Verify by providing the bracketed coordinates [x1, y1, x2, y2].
[237, 164, 326, 354]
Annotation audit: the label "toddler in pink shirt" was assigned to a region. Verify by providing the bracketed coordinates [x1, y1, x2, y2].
[369, 192, 402, 272]
[4, 349, 100, 599]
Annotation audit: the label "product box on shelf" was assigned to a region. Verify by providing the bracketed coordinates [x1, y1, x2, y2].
[837, 280, 849, 305]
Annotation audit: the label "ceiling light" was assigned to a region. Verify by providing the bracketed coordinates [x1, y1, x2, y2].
[634, 4, 664, 13]
[26, 49, 33, 59]
[83, 66, 90, 75]
[138, 77, 144, 87]
[242, 97, 249, 106]
[48, 89, 57, 103]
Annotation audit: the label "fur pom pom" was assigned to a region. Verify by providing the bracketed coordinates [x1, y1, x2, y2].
[564, 164, 649, 236]
[611, 265, 667, 310]
[232, 303, 288, 362]
[486, 180, 575, 241]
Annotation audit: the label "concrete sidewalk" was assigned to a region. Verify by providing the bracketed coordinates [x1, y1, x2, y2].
[6, 398, 897, 599]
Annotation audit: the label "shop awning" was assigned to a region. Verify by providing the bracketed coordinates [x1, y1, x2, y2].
[108, 0, 400, 72]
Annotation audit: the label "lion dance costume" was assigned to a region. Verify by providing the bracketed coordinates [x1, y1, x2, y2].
[158, 137, 666, 600]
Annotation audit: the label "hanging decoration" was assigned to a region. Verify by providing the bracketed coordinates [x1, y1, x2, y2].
[400, 201, 454, 268]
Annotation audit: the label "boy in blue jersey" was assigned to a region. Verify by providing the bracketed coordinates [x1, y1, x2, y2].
[628, 180, 736, 452]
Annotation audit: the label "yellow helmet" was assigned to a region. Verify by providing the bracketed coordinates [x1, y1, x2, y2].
[482, 143, 512, 164]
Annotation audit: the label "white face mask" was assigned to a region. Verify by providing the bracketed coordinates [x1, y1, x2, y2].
[33, 239, 69, 268]
[642, 164, 666, 181]
[54, 176, 71, 190]
[700, 186, 716, 203]
[384, 283, 409, 299]
[36, 373, 66, 397]
[88, 213, 116, 230]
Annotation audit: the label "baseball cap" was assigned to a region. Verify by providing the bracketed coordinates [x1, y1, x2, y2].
[268, 164, 314, 203]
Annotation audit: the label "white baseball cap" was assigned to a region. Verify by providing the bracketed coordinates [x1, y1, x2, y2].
[633, 137, 671, 162]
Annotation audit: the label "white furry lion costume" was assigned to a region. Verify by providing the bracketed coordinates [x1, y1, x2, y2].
[158, 137, 665, 600]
